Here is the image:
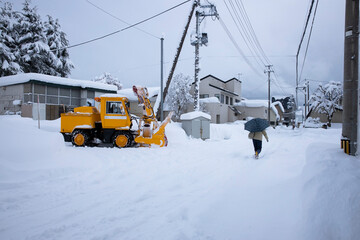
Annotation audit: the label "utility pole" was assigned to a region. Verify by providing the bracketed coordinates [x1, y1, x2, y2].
[155, 1, 197, 118]
[194, 9, 201, 111]
[193, 0, 218, 111]
[304, 80, 309, 117]
[265, 65, 273, 123]
[160, 37, 164, 121]
[342, 0, 359, 155]
[306, 80, 310, 115]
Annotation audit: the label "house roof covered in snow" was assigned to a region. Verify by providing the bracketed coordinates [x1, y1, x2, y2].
[117, 87, 159, 101]
[234, 99, 268, 108]
[234, 99, 285, 120]
[0, 73, 117, 92]
[180, 111, 211, 120]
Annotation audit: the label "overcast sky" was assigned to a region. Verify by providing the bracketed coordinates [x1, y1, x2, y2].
[12, 0, 345, 100]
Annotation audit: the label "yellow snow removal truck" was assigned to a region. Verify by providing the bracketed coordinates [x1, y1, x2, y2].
[60, 86, 173, 147]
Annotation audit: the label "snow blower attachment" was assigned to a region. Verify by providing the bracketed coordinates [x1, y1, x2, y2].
[60, 86, 173, 148]
[132, 85, 173, 147]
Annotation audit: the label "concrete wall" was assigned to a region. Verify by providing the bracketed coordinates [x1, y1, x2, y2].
[202, 102, 228, 123]
[308, 110, 343, 123]
[225, 79, 242, 100]
[0, 84, 23, 114]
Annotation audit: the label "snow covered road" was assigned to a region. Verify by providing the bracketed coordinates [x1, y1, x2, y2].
[0, 116, 359, 240]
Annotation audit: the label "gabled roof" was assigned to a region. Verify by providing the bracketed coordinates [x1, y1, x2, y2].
[191, 74, 242, 85]
[0, 73, 117, 92]
[200, 74, 242, 83]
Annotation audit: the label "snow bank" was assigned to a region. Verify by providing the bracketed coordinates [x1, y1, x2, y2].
[0, 116, 359, 240]
[301, 143, 360, 239]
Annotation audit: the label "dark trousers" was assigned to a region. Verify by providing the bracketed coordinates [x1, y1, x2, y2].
[252, 139, 262, 154]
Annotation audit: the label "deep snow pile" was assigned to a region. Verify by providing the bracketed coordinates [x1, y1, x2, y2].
[0, 116, 359, 240]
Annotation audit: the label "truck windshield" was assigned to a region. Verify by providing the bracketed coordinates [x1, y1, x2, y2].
[106, 101, 125, 115]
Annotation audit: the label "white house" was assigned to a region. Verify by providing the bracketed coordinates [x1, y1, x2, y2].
[189, 75, 242, 123]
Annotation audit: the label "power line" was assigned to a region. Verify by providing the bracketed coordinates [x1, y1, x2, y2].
[296, 0, 315, 57]
[225, 0, 265, 68]
[52, 0, 191, 51]
[235, 0, 271, 65]
[299, 0, 320, 81]
[218, 16, 263, 78]
[86, 0, 160, 39]
[296, 0, 315, 106]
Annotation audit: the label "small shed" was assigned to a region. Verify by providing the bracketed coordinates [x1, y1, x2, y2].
[180, 111, 211, 140]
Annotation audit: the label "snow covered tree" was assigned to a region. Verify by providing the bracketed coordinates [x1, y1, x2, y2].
[44, 15, 73, 77]
[0, 2, 21, 76]
[93, 72, 122, 90]
[309, 81, 343, 127]
[165, 73, 193, 120]
[17, 0, 50, 74]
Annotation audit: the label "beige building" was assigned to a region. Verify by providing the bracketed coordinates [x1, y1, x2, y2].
[189, 75, 242, 123]
[234, 100, 285, 125]
[0, 73, 117, 120]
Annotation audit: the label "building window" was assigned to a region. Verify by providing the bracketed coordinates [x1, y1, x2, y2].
[23, 83, 31, 93]
[71, 89, 80, 98]
[71, 98, 80, 106]
[220, 94, 224, 103]
[226, 96, 229, 104]
[60, 88, 70, 96]
[200, 94, 209, 99]
[34, 94, 45, 103]
[235, 99, 240, 103]
[230, 97, 233, 105]
[47, 96, 58, 104]
[47, 86, 58, 96]
[34, 84, 45, 94]
[24, 93, 32, 103]
[215, 94, 220, 101]
[60, 97, 70, 105]
[71, 89, 81, 106]
[87, 91, 95, 99]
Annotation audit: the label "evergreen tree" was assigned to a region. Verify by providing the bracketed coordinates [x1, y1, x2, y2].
[93, 72, 122, 90]
[44, 15, 73, 77]
[17, 0, 50, 74]
[165, 73, 193, 120]
[0, 2, 21, 76]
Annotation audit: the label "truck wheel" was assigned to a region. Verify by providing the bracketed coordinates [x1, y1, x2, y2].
[72, 130, 88, 147]
[113, 132, 132, 148]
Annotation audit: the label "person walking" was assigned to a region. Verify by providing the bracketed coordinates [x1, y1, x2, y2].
[248, 130, 269, 159]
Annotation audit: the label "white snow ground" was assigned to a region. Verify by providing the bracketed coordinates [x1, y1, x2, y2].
[0, 115, 359, 240]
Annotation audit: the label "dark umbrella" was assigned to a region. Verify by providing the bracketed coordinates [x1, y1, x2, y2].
[244, 118, 270, 132]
